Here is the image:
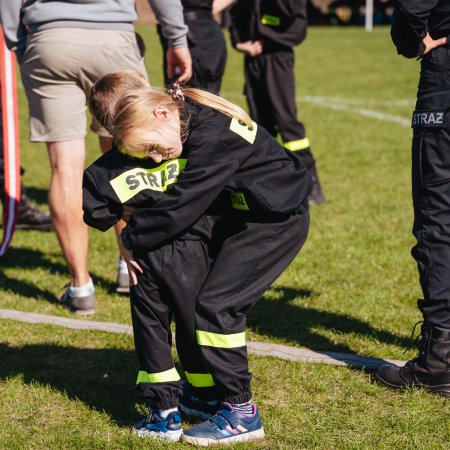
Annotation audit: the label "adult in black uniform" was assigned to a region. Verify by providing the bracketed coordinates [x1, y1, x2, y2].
[229, 0, 326, 204]
[157, 0, 227, 94]
[375, 1, 450, 397]
[113, 84, 312, 445]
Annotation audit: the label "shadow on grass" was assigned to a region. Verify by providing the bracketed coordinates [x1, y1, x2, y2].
[0, 342, 202, 427]
[0, 342, 141, 426]
[23, 186, 49, 206]
[0, 247, 116, 301]
[247, 286, 412, 353]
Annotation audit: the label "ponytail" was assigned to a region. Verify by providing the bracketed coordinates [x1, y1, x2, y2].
[181, 87, 253, 128]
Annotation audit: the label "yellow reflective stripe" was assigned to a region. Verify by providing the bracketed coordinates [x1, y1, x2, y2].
[109, 158, 187, 203]
[284, 138, 310, 151]
[231, 191, 249, 211]
[261, 14, 281, 26]
[136, 368, 180, 384]
[196, 330, 246, 348]
[185, 372, 216, 388]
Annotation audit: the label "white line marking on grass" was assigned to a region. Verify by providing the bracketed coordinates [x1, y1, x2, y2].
[301, 96, 411, 127]
[0, 308, 405, 370]
[220, 92, 412, 127]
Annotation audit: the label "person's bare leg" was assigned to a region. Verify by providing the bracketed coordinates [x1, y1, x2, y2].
[47, 139, 90, 288]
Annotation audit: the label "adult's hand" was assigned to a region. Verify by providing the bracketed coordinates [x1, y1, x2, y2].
[422, 32, 448, 56]
[117, 235, 143, 286]
[166, 46, 192, 83]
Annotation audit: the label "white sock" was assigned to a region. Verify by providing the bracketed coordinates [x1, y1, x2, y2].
[118, 257, 128, 274]
[159, 407, 178, 419]
[68, 278, 95, 297]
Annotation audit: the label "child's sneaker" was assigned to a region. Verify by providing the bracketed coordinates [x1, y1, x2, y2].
[132, 407, 182, 441]
[179, 383, 220, 420]
[181, 402, 265, 446]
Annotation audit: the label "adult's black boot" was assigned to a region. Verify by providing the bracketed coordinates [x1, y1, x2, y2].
[1, 187, 53, 231]
[307, 163, 326, 205]
[375, 323, 450, 397]
[292, 148, 326, 205]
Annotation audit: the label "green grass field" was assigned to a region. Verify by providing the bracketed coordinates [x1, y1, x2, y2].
[1, 26, 449, 449]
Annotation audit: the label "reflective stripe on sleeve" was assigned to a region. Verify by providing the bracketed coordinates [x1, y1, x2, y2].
[284, 138, 310, 151]
[196, 330, 246, 348]
[185, 372, 216, 387]
[136, 368, 181, 384]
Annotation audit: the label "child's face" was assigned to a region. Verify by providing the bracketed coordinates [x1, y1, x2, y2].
[124, 107, 183, 163]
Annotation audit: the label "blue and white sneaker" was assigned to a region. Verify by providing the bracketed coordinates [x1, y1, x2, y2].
[179, 383, 220, 420]
[132, 407, 182, 442]
[181, 402, 265, 446]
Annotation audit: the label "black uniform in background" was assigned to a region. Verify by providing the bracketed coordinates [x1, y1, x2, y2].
[158, 0, 227, 93]
[82, 148, 212, 408]
[375, 0, 450, 397]
[122, 101, 312, 403]
[229, 0, 325, 204]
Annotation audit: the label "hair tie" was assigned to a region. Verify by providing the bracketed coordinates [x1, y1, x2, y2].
[167, 83, 185, 102]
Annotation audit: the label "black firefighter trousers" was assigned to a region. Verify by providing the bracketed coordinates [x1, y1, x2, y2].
[411, 46, 450, 328]
[244, 50, 315, 169]
[131, 239, 210, 409]
[195, 209, 310, 404]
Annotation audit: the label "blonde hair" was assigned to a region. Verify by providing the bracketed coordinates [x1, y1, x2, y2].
[89, 70, 150, 134]
[112, 85, 252, 152]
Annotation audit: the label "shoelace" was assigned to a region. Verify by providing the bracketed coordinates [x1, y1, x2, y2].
[402, 321, 427, 365]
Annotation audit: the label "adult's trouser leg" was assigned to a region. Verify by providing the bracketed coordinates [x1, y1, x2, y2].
[411, 121, 450, 327]
[195, 211, 310, 403]
[244, 55, 277, 136]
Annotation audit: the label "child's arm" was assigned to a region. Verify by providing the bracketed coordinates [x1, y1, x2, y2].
[82, 170, 123, 232]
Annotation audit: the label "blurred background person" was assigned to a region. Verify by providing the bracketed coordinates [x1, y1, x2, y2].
[229, 0, 326, 205]
[157, 0, 233, 94]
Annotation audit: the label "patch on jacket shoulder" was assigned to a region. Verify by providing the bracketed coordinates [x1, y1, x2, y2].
[230, 117, 258, 143]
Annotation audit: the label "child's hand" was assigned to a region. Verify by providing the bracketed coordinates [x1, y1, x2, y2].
[236, 40, 263, 57]
[117, 235, 143, 286]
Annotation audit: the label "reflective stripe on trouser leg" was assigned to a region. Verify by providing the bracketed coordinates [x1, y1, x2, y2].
[195, 213, 310, 404]
[284, 138, 310, 151]
[185, 371, 215, 388]
[136, 367, 181, 384]
[196, 330, 246, 348]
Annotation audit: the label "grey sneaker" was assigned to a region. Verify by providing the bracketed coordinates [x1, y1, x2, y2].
[116, 270, 130, 294]
[61, 286, 95, 315]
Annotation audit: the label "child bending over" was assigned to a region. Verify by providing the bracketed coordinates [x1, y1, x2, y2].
[112, 81, 312, 446]
[83, 71, 214, 442]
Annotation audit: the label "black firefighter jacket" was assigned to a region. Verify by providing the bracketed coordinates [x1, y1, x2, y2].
[229, 0, 308, 51]
[121, 100, 312, 251]
[82, 145, 211, 246]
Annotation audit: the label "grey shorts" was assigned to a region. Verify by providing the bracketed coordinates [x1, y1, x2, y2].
[20, 28, 148, 142]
